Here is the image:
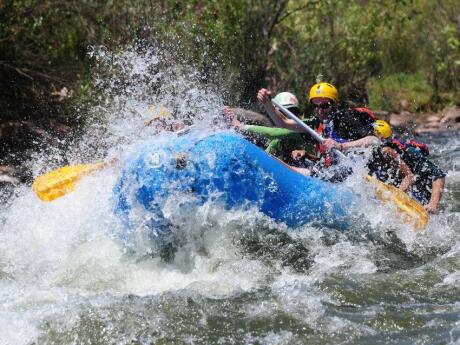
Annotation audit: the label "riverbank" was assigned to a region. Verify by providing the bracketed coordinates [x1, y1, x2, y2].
[376, 105, 460, 135]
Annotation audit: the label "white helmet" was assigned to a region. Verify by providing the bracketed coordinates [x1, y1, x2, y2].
[273, 92, 299, 109]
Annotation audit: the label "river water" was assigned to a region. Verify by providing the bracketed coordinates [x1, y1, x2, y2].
[0, 47, 459, 345]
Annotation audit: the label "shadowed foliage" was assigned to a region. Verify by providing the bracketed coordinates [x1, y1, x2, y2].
[0, 0, 459, 150]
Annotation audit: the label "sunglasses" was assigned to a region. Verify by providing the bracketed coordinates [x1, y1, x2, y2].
[313, 102, 333, 110]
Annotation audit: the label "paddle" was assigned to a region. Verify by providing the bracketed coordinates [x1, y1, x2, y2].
[33, 162, 108, 202]
[271, 99, 429, 230]
[33, 125, 194, 202]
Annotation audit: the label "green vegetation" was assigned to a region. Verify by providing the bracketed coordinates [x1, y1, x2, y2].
[367, 74, 434, 113]
[1, 0, 459, 129]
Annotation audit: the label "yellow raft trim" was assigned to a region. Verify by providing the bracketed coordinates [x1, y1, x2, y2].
[366, 175, 429, 230]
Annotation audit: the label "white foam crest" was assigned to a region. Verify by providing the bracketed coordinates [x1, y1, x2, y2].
[0, 168, 118, 282]
[243, 331, 295, 345]
[312, 241, 377, 275]
[0, 282, 80, 345]
[262, 267, 375, 337]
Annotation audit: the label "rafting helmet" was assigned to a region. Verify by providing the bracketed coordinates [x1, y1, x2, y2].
[373, 120, 393, 138]
[308, 83, 339, 103]
[146, 105, 172, 118]
[273, 92, 299, 109]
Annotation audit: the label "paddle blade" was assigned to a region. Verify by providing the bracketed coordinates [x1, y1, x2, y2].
[33, 162, 106, 202]
[366, 175, 429, 230]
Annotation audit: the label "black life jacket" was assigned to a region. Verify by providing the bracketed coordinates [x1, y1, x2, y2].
[377, 138, 443, 204]
[325, 107, 376, 143]
[315, 107, 376, 167]
[374, 138, 431, 187]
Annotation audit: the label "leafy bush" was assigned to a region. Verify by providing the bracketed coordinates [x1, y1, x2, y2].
[1, 0, 459, 127]
[367, 73, 434, 113]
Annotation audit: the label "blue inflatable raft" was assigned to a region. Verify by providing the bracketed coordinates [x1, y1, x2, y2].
[113, 133, 355, 244]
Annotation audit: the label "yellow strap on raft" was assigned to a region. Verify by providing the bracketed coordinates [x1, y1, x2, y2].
[366, 175, 429, 230]
[32, 162, 107, 202]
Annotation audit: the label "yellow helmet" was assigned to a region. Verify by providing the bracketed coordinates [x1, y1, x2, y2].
[374, 120, 392, 138]
[146, 105, 172, 118]
[308, 82, 339, 103]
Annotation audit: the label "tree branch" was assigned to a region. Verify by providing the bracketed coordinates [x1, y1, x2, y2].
[0, 61, 67, 84]
[0, 61, 33, 80]
[267, 0, 290, 39]
[275, 0, 320, 25]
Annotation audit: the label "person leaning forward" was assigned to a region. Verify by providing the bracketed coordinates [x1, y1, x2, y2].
[367, 120, 446, 213]
[224, 92, 316, 165]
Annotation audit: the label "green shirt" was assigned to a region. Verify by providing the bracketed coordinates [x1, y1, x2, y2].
[242, 125, 315, 162]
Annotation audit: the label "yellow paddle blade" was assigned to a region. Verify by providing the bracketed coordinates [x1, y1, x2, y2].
[366, 175, 429, 230]
[32, 162, 107, 202]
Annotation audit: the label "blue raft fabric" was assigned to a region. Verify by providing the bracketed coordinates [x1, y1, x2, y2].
[113, 133, 354, 242]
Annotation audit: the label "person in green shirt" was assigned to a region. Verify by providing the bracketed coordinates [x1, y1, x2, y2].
[224, 92, 316, 165]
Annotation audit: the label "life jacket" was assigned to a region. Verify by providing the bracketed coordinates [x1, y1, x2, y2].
[314, 107, 377, 167]
[354, 107, 377, 120]
[375, 138, 440, 205]
[324, 107, 376, 142]
[384, 138, 430, 157]
[313, 121, 334, 167]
